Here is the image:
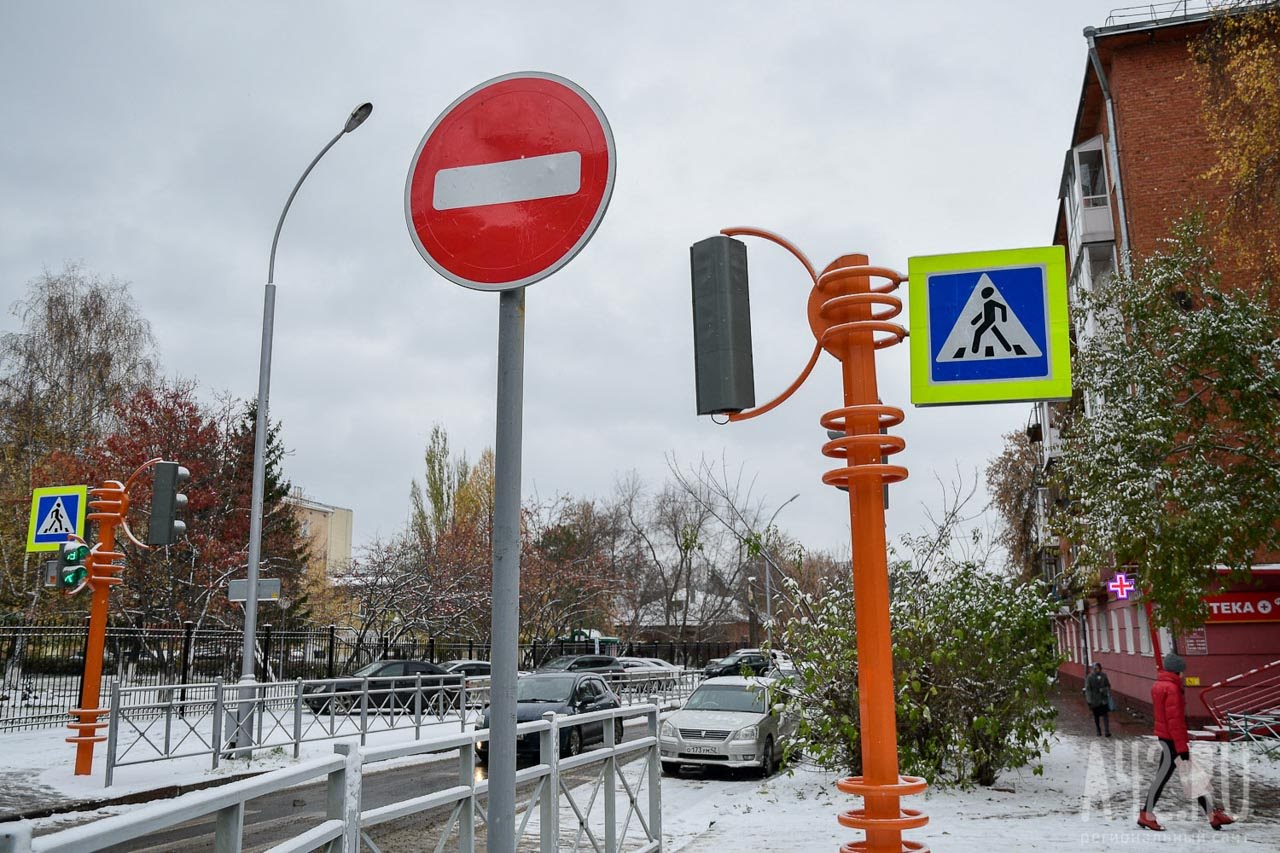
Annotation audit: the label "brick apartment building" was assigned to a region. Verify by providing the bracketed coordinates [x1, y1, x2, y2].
[1031, 3, 1280, 723]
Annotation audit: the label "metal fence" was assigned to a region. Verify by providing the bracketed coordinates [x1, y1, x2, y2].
[1, 619, 738, 733]
[104, 669, 704, 787]
[5, 701, 665, 853]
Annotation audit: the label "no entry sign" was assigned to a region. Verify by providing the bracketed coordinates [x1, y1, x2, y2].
[405, 72, 616, 291]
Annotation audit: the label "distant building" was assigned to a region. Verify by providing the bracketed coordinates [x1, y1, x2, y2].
[1033, 3, 1280, 724]
[286, 489, 354, 584]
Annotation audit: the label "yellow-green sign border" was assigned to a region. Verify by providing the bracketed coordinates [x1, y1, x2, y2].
[908, 245, 1072, 406]
[27, 485, 89, 552]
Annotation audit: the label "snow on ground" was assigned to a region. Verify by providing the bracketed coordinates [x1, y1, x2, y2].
[0, 713, 472, 816]
[660, 733, 1280, 851]
[6, 706, 1280, 851]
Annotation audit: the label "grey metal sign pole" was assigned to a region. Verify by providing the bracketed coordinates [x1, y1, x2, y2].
[489, 286, 525, 853]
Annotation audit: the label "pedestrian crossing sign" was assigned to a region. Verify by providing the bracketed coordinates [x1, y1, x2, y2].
[27, 485, 88, 552]
[908, 246, 1071, 406]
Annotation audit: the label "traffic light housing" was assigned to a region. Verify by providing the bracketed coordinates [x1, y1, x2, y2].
[58, 542, 91, 590]
[690, 235, 756, 416]
[147, 461, 189, 546]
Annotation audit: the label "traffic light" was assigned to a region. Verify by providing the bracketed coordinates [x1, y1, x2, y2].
[690, 235, 755, 416]
[147, 461, 189, 546]
[58, 542, 91, 590]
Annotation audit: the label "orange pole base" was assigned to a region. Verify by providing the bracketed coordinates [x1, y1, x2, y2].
[810, 255, 926, 853]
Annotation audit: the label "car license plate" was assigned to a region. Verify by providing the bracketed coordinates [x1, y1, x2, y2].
[686, 746, 717, 755]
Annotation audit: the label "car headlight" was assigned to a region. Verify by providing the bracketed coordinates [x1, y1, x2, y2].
[732, 725, 758, 742]
[660, 721, 678, 739]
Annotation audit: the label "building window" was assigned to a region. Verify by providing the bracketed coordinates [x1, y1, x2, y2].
[1110, 609, 1122, 653]
[1097, 610, 1109, 652]
[1077, 147, 1107, 208]
[1122, 605, 1134, 654]
[1136, 604, 1153, 656]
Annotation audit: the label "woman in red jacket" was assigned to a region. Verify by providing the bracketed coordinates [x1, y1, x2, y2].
[1139, 653, 1235, 831]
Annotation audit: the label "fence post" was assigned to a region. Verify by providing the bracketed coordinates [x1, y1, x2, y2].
[262, 624, 274, 681]
[104, 679, 121, 788]
[414, 674, 423, 741]
[0, 821, 33, 853]
[212, 677, 224, 771]
[293, 679, 304, 759]
[539, 710, 559, 853]
[328, 743, 362, 853]
[647, 697, 662, 848]
[459, 736, 476, 852]
[605, 707, 617, 853]
[381, 634, 390, 660]
[359, 677, 369, 746]
[179, 620, 194, 718]
[531, 639, 539, 669]
[327, 624, 336, 679]
[428, 636, 435, 663]
[213, 801, 244, 853]
[460, 678, 468, 733]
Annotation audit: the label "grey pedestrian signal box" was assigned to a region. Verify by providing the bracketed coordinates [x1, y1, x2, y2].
[690, 235, 755, 415]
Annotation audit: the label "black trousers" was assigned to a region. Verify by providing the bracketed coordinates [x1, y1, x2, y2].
[1144, 738, 1211, 815]
[1090, 704, 1110, 734]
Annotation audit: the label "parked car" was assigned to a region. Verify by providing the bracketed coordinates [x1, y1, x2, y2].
[733, 647, 795, 668]
[475, 672, 623, 763]
[703, 650, 771, 678]
[658, 676, 796, 777]
[303, 659, 461, 714]
[616, 656, 676, 691]
[535, 654, 626, 675]
[441, 659, 491, 678]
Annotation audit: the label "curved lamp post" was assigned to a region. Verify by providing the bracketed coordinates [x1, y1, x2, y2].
[235, 102, 372, 752]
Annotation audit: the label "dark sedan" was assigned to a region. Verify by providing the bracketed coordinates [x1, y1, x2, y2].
[476, 672, 623, 763]
[535, 654, 626, 675]
[303, 660, 461, 714]
[703, 650, 770, 679]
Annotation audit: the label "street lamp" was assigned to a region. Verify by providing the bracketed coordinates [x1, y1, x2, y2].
[236, 102, 372, 752]
[759, 493, 799, 649]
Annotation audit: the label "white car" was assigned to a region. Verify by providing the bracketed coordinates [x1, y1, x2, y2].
[617, 656, 677, 691]
[658, 676, 797, 777]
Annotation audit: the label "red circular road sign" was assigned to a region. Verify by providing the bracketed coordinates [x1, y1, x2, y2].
[405, 72, 616, 291]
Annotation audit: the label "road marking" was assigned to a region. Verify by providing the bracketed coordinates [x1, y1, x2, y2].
[432, 151, 582, 210]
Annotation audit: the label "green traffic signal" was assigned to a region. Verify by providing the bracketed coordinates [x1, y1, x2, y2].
[58, 542, 90, 590]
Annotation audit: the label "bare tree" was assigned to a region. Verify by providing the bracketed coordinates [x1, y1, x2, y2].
[612, 469, 755, 642]
[0, 265, 159, 614]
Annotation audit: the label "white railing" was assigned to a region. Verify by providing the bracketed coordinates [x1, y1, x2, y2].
[2, 702, 664, 853]
[103, 669, 702, 787]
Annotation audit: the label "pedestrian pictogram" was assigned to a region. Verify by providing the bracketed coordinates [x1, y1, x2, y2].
[936, 274, 1043, 362]
[405, 72, 616, 292]
[27, 485, 88, 552]
[908, 246, 1071, 406]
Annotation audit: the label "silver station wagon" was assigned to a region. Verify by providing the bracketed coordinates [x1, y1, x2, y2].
[658, 676, 796, 777]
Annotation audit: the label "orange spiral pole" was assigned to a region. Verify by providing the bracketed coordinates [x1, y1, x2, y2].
[714, 230, 927, 852]
[67, 479, 128, 775]
[811, 256, 927, 853]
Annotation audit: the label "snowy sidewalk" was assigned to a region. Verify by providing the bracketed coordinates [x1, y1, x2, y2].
[661, 731, 1280, 851]
[6, 694, 1280, 850]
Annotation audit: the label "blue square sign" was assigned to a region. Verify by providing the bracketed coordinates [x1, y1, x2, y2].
[908, 246, 1071, 406]
[27, 485, 88, 552]
[926, 265, 1050, 383]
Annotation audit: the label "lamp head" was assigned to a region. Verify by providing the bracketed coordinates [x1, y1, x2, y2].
[344, 102, 373, 134]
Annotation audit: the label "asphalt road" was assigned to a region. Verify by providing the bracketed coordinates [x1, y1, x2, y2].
[91, 724, 655, 853]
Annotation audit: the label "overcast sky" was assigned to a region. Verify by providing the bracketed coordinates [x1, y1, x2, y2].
[1, 1, 1132, 560]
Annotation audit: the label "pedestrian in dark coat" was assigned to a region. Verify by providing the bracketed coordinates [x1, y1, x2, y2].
[1084, 661, 1112, 736]
[1138, 653, 1235, 832]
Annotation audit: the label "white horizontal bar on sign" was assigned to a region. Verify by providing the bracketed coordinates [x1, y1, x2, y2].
[433, 151, 582, 210]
